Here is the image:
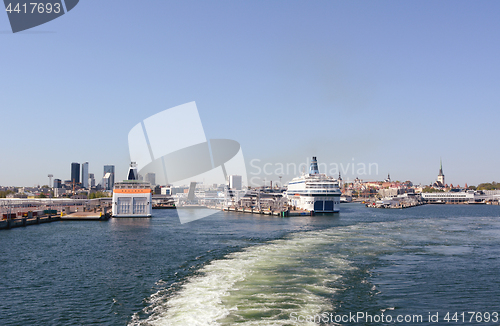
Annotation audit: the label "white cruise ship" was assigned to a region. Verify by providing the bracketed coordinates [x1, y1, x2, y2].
[112, 162, 152, 217]
[286, 157, 341, 213]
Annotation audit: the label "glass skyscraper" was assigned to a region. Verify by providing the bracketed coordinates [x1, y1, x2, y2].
[81, 162, 89, 189]
[71, 162, 80, 184]
[103, 165, 115, 190]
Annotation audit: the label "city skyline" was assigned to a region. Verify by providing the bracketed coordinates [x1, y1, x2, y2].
[0, 157, 485, 190]
[1, 1, 499, 186]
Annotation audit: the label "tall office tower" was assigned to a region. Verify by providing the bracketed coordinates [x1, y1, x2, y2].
[103, 165, 115, 190]
[145, 173, 156, 186]
[53, 179, 62, 188]
[102, 173, 112, 190]
[71, 162, 80, 184]
[89, 173, 95, 187]
[229, 175, 242, 190]
[81, 162, 89, 188]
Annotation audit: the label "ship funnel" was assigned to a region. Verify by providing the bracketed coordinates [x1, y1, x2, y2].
[309, 156, 320, 175]
[127, 162, 138, 180]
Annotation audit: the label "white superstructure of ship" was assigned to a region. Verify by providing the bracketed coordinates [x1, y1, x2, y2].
[112, 162, 152, 217]
[285, 157, 341, 213]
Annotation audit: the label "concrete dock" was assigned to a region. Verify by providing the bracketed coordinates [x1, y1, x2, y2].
[61, 211, 110, 221]
[0, 206, 111, 230]
[0, 215, 60, 230]
[219, 206, 315, 217]
[366, 201, 425, 209]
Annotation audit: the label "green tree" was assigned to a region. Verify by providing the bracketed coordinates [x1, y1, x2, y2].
[477, 182, 500, 191]
[422, 187, 444, 193]
[0, 190, 14, 198]
[88, 191, 109, 199]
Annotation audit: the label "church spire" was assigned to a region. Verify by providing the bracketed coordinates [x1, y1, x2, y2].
[437, 158, 445, 186]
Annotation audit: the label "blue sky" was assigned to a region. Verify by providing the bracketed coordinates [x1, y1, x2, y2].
[1, 1, 499, 187]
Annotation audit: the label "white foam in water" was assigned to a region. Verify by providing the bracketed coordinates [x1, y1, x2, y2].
[128, 228, 365, 326]
[126, 215, 500, 325]
[128, 221, 432, 326]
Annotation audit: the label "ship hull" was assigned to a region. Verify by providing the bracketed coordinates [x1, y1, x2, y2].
[285, 157, 341, 213]
[112, 188, 152, 217]
[288, 194, 341, 213]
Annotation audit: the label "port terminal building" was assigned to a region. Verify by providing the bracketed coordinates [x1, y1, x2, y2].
[421, 191, 476, 204]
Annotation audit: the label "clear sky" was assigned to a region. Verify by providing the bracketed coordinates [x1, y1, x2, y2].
[1, 0, 499, 187]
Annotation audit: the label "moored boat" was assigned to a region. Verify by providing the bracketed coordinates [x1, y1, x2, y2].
[112, 162, 152, 217]
[285, 157, 341, 213]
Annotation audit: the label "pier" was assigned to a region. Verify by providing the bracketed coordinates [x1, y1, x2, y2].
[220, 206, 314, 217]
[0, 213, 61, 230]
[61, 209, 111, 221]
[366, 201, 425, 209]
[1, 210, 110, 230]
[0, 198, 111, 230]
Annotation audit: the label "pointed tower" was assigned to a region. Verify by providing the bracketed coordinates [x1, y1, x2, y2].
[437, 159, 445, 186]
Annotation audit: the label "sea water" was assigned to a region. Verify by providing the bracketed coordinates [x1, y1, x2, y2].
[1, 204, 499, 325]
